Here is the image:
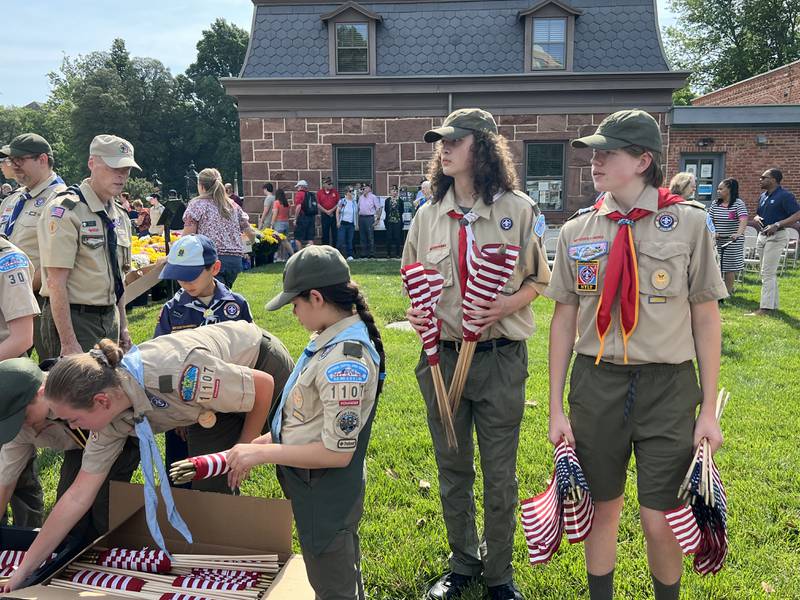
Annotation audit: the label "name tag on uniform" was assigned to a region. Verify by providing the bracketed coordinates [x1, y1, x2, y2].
[648, 296, 667, 304]
[568, 241, 608, 261]
[576, 260, 599, 292]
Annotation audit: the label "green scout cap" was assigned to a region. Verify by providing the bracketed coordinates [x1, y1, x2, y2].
[0, 133, 53, 159]
[90, 134, 141, 170]
[266, 245, 351, 310]
[571, 109, 662, 153]
[0, 358, 43, 445]
[424, 108, 498, 143]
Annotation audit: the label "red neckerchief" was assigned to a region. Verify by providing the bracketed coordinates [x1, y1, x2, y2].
[446, 210, 469, 296]
[594, 188, 684, 364]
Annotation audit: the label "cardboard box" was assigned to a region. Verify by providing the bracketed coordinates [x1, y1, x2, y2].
[6, 482, 314, 599]
[122, 258, 167, 305]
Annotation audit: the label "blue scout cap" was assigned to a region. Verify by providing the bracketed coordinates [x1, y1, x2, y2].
[159, 234, 219, 281]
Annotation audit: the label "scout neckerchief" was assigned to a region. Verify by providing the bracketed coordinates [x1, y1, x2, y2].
[65, 185, 125, 303]
[271, 320, 382, 443]
[120, 345, 193, 555]
[446, 209, 479, 296]
[3, 175, 63, 236]
[179, 280, 237, 324]
[594, 187, 683, 364]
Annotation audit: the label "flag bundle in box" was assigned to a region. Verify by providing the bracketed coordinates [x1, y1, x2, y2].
[170, 451, 229, 485]
[97, 547, 172, 573]
[666, 388, 729, 575]
[70, 569, 146, 591]
[520, 440, 594, 565]
[159, 594, 215, 600]
[400, 262, 455, 447]
[449, 242, 519, 414]
[0, 550, 25, 568]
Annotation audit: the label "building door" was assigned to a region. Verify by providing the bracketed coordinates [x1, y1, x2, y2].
[680, 154, 724, 205]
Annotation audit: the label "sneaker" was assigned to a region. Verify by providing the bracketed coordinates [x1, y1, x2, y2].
[347, 256, 354, 262]
[745, 308, 773, 316]
[426, 572, 479, 600]
[488, 581, 524, 600]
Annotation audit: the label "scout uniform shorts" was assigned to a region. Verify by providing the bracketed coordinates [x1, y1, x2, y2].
[567, 354, 701, 510]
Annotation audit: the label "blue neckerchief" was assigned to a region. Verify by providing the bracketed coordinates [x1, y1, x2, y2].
[4, 192, 31, 236]
[271, 320, 380, 442]
[120, 345, 193, 555]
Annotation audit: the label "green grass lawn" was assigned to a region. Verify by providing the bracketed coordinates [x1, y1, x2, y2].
[48, 261, 800, 598]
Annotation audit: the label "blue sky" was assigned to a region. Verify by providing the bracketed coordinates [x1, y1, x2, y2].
[1, 0, 676, 108]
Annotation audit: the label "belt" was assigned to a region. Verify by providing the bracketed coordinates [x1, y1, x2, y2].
[439, 338, 515, 353]
[70, 303, 115, 313]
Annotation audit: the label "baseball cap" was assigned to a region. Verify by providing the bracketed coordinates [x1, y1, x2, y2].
[424, 108, 498, 143]
[0, 133, 52, 158]
[89, 134, 141, 170]
[266, 245, 350, 310]
[295, 179, 309, 188]
[571, 109, 663, 153]
[0, 358, 43, 445]
[159, 234, 219, 281]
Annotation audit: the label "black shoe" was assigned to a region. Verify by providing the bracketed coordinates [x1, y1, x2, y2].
[488, 581, 524, 600]
[427, 572, 479, 600]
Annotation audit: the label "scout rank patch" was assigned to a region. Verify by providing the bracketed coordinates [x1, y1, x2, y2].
[576, 260, 599, 292]
[500, 217, 513, 230]
[34, 197, 46, 207]
[654, 211, 678, 232]
[651, 269, 671, 290]
[533, 213, 546, 238]
[325, 360, 369, 384]
[223, 301, 240, 318]
[568, 241, 608, 261]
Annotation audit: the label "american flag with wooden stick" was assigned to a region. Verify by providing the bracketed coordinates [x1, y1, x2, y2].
[170, 451, 230, 486]
[448, 242, 520, 414]
[665, 388, 730, 575]
[401, 262, 456, 447]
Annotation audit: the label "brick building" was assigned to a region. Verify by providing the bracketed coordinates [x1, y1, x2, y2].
[667, 60, 800, 212]
[224, 0, 686, 223]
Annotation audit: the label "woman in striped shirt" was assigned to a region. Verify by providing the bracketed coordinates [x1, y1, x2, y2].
[709, 178, 748, 294]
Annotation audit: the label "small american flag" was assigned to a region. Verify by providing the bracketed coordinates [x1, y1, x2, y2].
[520, 475, 563, 565]
[97, 548, 172, 573]
[462, 242, 520, 342]
[71, 569, 146, 592]
[191, 451, 230, 480]
[664, 504, 701, 555]
[400, 263, 445, 364]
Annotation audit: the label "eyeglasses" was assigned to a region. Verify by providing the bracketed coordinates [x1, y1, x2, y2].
[8, 155, 38, 167]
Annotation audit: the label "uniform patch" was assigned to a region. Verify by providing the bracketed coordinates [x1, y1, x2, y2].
[197, 365, 217, 403]
[339, 399, 361, 407]
[6, 271, 27, 286]
[648, 296, 667, 304]
[147, 392, 168, 409]
[292, 388, 303, 408]
[336, 410, 360, 435]
[80, 235, 104, 249]
[337, 439, 357, 450]
[292, 409, 305, 422]
[568, 242, 608, 261]
[500, 217, 513, 230]
[342, 341, 363, 358]
[50, 206, 65, 219]
[325, 361, 369, 384]
[576, 260, 599, 292]
[651, 269, 671, 290]
[0, 252, 30, 273]
[180, 365, 199, 402]
[318, 346, 334, 360]
[654, 212, 678, 232]
[48, 221, 57, 234]
[706, 214, 716, 234]
[223, 301, 241, 318]
[533, 214, 546, 238]
[34, 197, 46, 207]
[158, 375, 173, 394]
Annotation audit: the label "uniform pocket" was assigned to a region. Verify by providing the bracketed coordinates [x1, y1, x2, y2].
[425, 246, 454, 288]
[80, 234, 105, 249]
[637, 241, 689, 297]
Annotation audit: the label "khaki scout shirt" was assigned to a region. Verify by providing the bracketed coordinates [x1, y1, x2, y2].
[0, 173, 66, 272]
[402, 187, 551, 341]
[38, 179, 132, 306]
[0, 410, 81, 485]
[543, 186, 728, 365]
[81, 321, 262, 473]
[0, 239, 39, 345]
[280, 315, 379, 453]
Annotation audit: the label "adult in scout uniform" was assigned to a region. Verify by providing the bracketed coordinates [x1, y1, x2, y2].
[226, 245, 386, 600]
[0, 358, 138, 537]
[402, 108, 550, 600]
[3, 320, 276, 592]
[545, 110, 727, 600]
[37, 134, 137, 359]
[0, 239, 43, 527]
[155, 234, 293, 494]
[0, 133, 66, 357]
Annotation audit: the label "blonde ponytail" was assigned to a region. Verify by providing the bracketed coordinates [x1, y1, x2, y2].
[197, 167, 232, 220]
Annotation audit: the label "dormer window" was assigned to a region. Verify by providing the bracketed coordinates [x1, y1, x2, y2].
[322, 2, 382, 76]
[519, 0, 582, 72]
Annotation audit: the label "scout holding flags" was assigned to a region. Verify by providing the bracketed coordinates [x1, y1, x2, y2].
[544, 109, 728, 600]
[403, 108, 550, 600]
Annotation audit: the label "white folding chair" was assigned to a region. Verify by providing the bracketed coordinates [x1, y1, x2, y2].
[743, 235, 760, 276]
[783, 227, 799, 269]
[745, 225, 758, 238]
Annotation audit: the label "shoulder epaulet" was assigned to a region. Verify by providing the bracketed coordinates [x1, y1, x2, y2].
[55, 186, 82, 210]
[566, 205, 597, 222]
[342, 341, 363, 358]
[60, 198, 77, 210]
[679, 200, 707, 210]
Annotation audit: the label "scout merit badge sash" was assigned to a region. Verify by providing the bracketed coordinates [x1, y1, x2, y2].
[401, 263, 455, 448]
[120, 345, 193, 555]
[271, 320, 383, 555]
[446, 206, 519, 413]
[594, 188, 683, 364]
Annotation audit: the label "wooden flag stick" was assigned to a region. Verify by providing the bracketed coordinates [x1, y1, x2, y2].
[448, 340, 476, 415]
[432, 363, 457, 449]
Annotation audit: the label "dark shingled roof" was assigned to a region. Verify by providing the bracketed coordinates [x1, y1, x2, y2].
[240, 0, 670, 78]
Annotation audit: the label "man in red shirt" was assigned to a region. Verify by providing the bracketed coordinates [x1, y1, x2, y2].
[293, 180, 315, 248]
[317, 177, 340, 247]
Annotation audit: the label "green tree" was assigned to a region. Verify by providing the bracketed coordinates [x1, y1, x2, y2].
[176, 18, 249, 189]
[666, 0, 800, 93]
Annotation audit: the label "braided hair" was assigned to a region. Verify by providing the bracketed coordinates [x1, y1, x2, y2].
[299, 282, 386, 397]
